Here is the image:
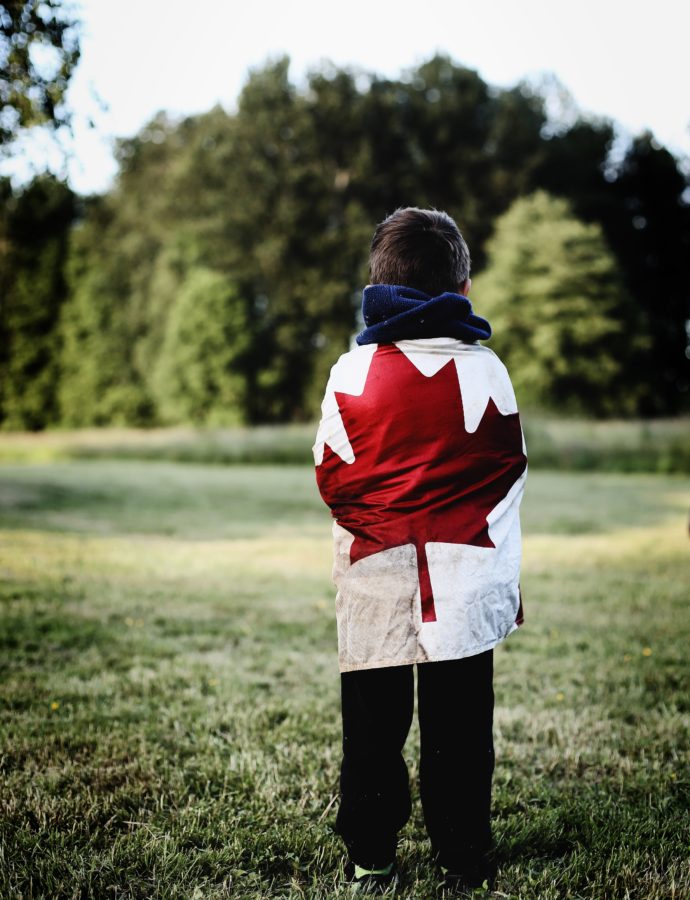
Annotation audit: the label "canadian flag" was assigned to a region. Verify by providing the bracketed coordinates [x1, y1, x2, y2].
[314, 337, 527, 672]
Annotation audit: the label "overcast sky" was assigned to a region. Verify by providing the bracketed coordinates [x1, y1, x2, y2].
[4, 0, 690, 194]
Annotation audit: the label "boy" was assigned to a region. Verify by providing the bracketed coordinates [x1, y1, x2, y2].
[313, 208, 527, 893]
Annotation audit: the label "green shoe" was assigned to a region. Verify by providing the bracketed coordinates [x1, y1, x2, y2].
[345, 859, 397, 894]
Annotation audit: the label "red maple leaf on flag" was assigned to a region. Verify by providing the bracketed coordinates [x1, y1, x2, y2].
[316, 345, 527, 622]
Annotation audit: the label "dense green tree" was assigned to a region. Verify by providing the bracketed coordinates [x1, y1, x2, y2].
[58, 112, 204, 425]
[476, 191, 648, 415]
[151, 268, 249, 424]
[532, 125, 690, 412]
[59, 62, 374, 425]
[58, 198, 155, 426]
[0, 174, 75, 429]
[350, 56, 547, 268]
[212, 58, 371, 421]
[533, 118, 616, 221]
[0, 0, 80, 145]
[603, 135, 690, 411]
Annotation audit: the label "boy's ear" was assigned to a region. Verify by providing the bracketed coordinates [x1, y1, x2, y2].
[461, 278, 471, 296]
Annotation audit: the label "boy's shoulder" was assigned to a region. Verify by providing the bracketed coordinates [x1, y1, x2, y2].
[331, 338, 508, 378]
[315, 338, 520, 466]
[325, 338, 518, 426]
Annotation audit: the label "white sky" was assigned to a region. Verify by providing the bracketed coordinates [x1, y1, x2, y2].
[4, 0, 690, 194]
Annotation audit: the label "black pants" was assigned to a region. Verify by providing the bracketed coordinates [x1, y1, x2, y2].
[335, 650, 494, 871]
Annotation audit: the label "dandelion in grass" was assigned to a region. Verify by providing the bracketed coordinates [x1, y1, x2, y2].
[642, 647, 652, 657]
[50, 701, 59, 710]
[555, 692, 565, 702]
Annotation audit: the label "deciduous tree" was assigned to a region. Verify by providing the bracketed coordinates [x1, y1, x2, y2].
[476, 191, 648, 415]
[152, 268, 249, 424]
[0, 174, 75, 429]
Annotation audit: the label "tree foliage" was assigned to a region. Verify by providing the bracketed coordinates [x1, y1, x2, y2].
[603, 135, 690, 411]
[535, 128, 690, 413]
[0, 0, 80, 145]
[152, 268, 249, 425]
[58, 113, 197, 425]
[0, 174, 75, 429]
[3, 55, 689, 428]
[476, 191, 648, 416]
[57, 55, 555, 426]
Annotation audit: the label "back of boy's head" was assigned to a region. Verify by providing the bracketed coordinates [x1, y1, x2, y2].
[369, 207, 471, 297]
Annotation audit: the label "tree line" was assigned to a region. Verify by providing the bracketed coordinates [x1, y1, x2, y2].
[1, 55, 689, 429]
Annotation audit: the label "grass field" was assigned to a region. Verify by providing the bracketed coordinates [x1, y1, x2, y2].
[1, 461, 689, 898]
[0, 415, 689, 472]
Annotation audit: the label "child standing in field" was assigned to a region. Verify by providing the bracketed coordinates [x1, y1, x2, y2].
[313, 208, 527, 893]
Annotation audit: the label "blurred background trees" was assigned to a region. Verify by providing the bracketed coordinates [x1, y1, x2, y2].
[1, 54, 689, 429]
[151, 268, 249, 425]
[0, 174, 75, 428]
[1, 0, 80, 145]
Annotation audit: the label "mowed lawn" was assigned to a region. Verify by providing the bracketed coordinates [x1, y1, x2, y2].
[1, 462, 688, 899]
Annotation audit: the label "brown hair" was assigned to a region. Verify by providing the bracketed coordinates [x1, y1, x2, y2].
[369, 207, 471, 296]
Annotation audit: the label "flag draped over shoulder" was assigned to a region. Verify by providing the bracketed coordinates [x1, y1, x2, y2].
[313, 328, 527, 673]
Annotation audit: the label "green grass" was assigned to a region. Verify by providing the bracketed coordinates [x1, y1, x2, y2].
[0, 426, 317, 466]
[1, 415, 689, 472]
[1, 462, 689, 898]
